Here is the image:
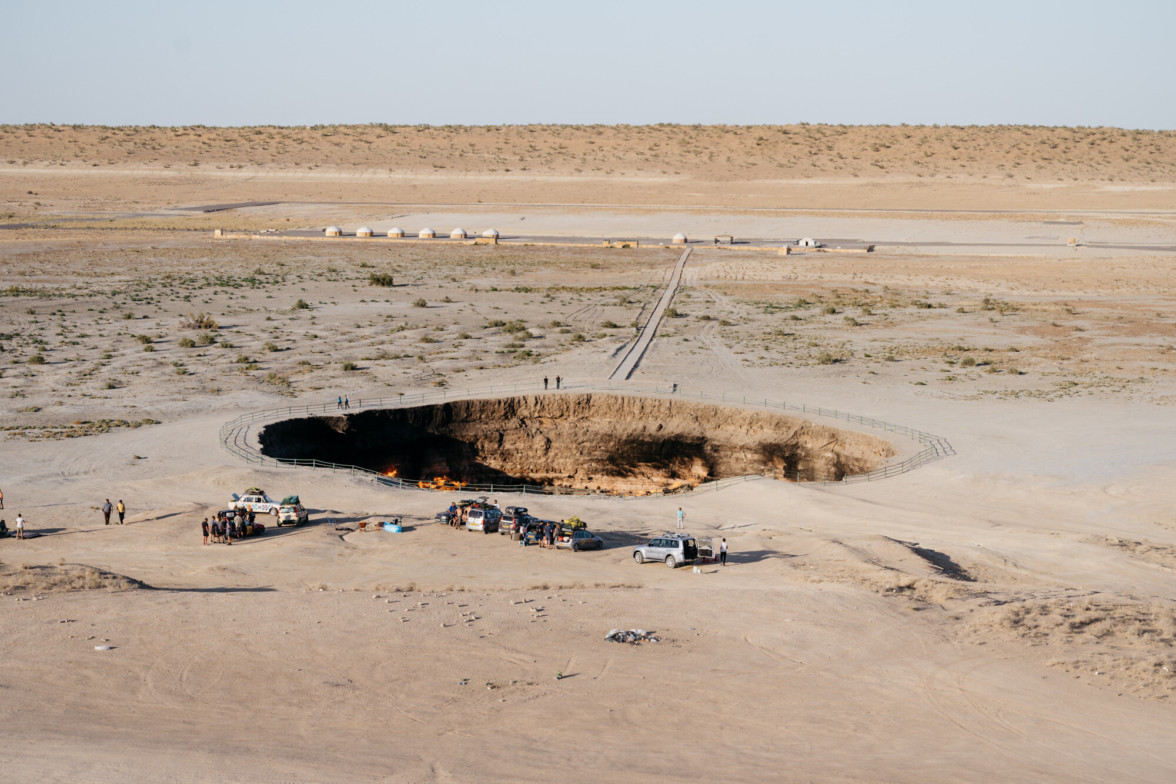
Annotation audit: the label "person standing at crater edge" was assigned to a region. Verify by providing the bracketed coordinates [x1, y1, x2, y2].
[676, 507, 685, 530]
[102, 498, 113, 525]
[116, 499, 126, 524]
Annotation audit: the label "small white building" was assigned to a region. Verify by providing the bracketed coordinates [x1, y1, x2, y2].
[324, 226, 343, 237]
[450, 227, 468, 239]
[672, 232, 687, 244]
[798, 237, 819, 248]
[356, 226, 373, 238]
[418, 228, 436, 238]
[387, 227, 405, 238]
[482, 228, 500, 238]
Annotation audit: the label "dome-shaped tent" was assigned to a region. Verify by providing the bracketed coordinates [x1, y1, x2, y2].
[418, 228, 436, 238]
[387, 227, 405, 238]
[324, 226, 343, 237]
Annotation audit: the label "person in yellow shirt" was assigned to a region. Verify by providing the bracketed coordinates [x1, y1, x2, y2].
[116, 500, 126, 524]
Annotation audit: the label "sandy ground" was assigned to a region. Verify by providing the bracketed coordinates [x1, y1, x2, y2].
[2, 132, 1176, 782]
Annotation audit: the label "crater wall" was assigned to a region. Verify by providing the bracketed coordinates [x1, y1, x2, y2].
[258, 393, 897, 493]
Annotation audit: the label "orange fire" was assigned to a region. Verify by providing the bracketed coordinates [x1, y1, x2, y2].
[384, 469, 398, 477]
[416, 476, 466, 491]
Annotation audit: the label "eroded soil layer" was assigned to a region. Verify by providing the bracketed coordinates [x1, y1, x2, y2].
[258, 394, 896, 493]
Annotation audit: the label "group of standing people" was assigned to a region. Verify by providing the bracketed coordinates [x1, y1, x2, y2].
[542, 376, 562, 390]
[336, 395, 350, 409]
[200, 510, 256, 546]
[533, 519, 559, 549]
[101, 499, 126, 525]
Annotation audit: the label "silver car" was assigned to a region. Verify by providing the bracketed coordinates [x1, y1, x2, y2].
[633, 534, 699, 568]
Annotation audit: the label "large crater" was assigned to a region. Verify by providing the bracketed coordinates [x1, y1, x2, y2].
[258, 393, 897, 494]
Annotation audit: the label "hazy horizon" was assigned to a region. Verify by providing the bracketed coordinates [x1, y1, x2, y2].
[3, 0, 1174, 130]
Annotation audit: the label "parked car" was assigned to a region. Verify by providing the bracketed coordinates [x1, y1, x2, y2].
[555, 527, 604, 551]
[465, 506, 501, 534]
[230, 488, 280, 517]
[499, 506, 531, 535]
[277, 496, 308, 527]
[633, 533, 700, 568]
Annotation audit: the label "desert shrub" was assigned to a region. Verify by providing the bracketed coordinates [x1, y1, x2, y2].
[263, 341, 279, 352]
[135, 334, 152, 345]
[960, 356, 977, 367]
[342, 360, 358, 371]
[413, 298, 427, 308]
[601, 320, 620, 328]
[665, 307, 680, 318]
[177, 337, 196, 348]
[182, 312, 219, 330]
[27, 353, 46, 365]
[816, 352, 836, 365]
[571, 333, 586, 343]
[368, 272, 395, 287]
[196, 333, 216, 346]
[822, 305, 837, 315]
[142, 344, 154, 353]
[293, 299, 310, 310]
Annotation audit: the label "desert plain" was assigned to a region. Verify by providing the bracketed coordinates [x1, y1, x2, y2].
[2, 124, 1176, 782]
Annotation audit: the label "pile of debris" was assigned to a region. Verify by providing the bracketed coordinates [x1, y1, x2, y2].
[605, 628, 659, 645]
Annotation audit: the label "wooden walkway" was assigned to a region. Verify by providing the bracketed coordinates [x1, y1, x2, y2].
[609, 247, 692, 381]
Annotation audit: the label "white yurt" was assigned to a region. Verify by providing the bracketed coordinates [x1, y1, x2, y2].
[482, 228, 500, 238]
[418, 228, 436, 238]
[798, 237, 819, 248]
[356, 226, 373, 238]
[387, 227, 405, 238]
[324, 226, 343, 237]
[450, 227, 468, 239]
[672, 232, 687, 244]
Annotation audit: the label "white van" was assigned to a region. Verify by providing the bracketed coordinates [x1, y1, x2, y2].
[465, 507, 501, 534]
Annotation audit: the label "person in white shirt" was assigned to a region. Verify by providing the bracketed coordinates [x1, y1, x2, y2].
[720, 538, 728, 566]
[15, 513, 25, 540]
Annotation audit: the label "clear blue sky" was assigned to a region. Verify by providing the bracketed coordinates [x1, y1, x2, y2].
[2, 0, 1173, 129]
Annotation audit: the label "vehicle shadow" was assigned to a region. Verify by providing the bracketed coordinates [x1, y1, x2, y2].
[724, 549, 797, 564]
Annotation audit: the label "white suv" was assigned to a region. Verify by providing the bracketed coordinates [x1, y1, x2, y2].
[633, 534, 699, 568]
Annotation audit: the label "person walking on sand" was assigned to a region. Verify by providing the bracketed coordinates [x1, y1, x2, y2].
[344, 395, 350, 410]
[543, 376, 548, 390]
[720, 538, 728, 566]
[201, 518, 210, 546]
[0, 486, 5, 509]
[337, 395, 343, 409]
[116, 499, 126, 524]
[15, 513, 25, 540]
[676, 507, 685, 530]
[102, 499, 113, 525]
[555, 375, 561, 390]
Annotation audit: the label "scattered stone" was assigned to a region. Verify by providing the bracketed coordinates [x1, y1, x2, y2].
[605, 629, 660, 645]
[94, 645, 113, 651]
